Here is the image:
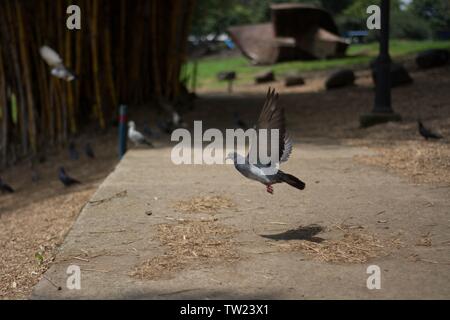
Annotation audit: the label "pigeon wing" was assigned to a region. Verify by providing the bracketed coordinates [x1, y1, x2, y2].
[280, 135, 293, 163]
[40, 46, 63, 67]
[248, 88, 288, 165]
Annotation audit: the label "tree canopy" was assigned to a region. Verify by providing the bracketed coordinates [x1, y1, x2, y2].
[191, 0, 449, 39]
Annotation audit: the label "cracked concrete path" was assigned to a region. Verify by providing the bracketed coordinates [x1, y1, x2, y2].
[32, 141, 450, 299]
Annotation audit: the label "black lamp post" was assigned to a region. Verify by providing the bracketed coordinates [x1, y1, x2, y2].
[360, 0, 401, 127]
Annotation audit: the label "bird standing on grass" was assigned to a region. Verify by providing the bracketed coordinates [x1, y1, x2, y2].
[58, 167, 80, 187]
[128, 121, 154, 147]
[226, 88, 305, 195]
[0, 177, 14, 194]
[39, 46, 76, 82]
[418, 121, 443, 140]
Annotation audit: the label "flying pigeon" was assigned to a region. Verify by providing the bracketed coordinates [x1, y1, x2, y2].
[128, 121, 154, 147]
[0, 177, 14, 194]
[39, 46, 76, 82]
[85, 143, 95, 159]
[68, 142, 79, 160]
[226, 88, 305, 195]
[58, 167, 80, 187]
[418, 121, 443, 140]
[233, 112, 249, 130]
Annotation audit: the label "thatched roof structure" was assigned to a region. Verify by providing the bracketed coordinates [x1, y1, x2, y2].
[228, 3, 348, 65]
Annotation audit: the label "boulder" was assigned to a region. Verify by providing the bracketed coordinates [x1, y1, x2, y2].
[371, 62, 413, 88]
[325, 69, 355, 90]
[416, 49, 449, 69]
[255, 70, 275, 84]
[217, 71, 236, 81]
[284, 74, 305, 87]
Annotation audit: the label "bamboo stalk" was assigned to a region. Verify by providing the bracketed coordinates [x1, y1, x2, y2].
[5, 0, 28, 156]
[16, 2, 37, 153]
[0, 0, 196, 163]
[103, 7, 117, 109]
[91, 0, 105, 129]
[0, 43, 8, 166]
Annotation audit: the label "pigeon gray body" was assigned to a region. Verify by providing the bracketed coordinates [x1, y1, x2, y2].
[418, 121, 443, 140]
[227, 88, 305, 194]
[0, 177, 14, 194]
[58, 167, 80, 187]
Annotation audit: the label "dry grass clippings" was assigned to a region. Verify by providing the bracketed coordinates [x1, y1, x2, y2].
[132, 220, 239, 280]
[173, 195, 235, 214]
[272, 225, 402, 264]
[355, 141, 450, 185]
[0, 189, 96, 299]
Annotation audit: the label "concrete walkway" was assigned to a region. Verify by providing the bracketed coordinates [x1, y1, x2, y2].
[32, 141, 450, 299]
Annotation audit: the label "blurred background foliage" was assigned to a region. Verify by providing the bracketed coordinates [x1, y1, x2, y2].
[191, 0, 450, 41]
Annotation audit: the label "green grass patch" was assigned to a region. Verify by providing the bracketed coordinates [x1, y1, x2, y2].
[184, 40, 450, 90]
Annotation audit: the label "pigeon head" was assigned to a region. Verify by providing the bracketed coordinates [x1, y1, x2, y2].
[59, 167, 66, 174]
[226, 152, 242, 163]
[128, 121, 136, 129]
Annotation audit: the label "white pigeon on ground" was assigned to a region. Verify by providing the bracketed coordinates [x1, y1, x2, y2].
[128, 121, 154, 147]
[39, 46, 76, 82]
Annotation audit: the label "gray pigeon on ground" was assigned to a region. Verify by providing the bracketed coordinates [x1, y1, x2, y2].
[418, 120, 443, 140]
[128, 121, 154, 147]
[226, 88, 305, 195]
[233, 112, 249, 130]
[58, 167, 80, 187]
[0, 177, 14, 194]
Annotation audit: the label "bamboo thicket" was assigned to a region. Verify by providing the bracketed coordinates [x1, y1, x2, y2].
[0, 0, 195, 166]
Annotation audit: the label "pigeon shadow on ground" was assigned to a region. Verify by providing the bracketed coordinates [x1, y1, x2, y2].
[261, 224, 325, 243]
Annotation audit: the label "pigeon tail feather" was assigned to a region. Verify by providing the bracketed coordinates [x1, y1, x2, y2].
[278, 171, 305, 190]
[143, 139, 154, 148]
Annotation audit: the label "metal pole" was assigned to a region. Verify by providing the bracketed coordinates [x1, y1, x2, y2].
[228, 80, 233, 94]
[374, 0, 392, 113]
[118, 105, 127, 159]
[192, 60, 198, 94]
[360, 0, 401, 127]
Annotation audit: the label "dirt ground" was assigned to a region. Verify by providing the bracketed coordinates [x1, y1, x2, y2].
[0, 133, 118, 299]
[1, 57, 449, 299]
